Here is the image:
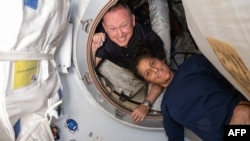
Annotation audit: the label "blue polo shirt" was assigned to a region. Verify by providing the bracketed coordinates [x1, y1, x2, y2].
[96, 23, 165, 69]
[161, 54, 247, 141]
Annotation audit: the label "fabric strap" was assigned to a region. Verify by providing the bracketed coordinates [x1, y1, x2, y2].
[0, 52, 54, 61]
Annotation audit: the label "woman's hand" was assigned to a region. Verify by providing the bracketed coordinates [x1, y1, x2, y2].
[131, 104, 150, 123]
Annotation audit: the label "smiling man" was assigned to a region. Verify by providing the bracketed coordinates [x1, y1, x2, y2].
[91, 1, 166, 69]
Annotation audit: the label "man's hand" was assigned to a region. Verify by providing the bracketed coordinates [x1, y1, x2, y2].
[92, 32, 106, 51]
[131, 104, 150, 123]
[92, 32, 105, 66]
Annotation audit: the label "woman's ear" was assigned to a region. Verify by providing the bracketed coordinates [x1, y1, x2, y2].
[162, 58, 171, 66]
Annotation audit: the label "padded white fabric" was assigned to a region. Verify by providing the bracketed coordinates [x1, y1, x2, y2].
[148, 0, 171, 64]
[183, 0, 250, 100]
[0, 0, 70, 140]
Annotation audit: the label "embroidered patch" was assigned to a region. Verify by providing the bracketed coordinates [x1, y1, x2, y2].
[24, 0, 38, 10]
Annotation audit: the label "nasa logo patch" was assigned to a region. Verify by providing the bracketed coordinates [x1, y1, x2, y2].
[66, 118, 79, 133]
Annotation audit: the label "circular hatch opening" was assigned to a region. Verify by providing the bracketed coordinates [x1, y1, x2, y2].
[76, 0, 164, 129]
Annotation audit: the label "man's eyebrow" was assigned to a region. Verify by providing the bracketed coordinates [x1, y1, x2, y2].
[106, 26, 116, 30]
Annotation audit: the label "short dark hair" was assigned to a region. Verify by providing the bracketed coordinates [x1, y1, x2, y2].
[103, 1, 132, 17]
[131, 40, 167, 81]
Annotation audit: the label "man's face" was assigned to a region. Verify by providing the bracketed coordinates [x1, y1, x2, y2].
[102, 7, 135, 48]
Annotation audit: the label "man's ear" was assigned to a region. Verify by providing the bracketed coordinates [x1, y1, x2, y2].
[102, 21, 107, 32]
[132, 14, 135, 27]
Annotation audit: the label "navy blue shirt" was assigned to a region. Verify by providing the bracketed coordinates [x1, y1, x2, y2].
[161, 54, 246, 141]
[96, 23, 164, 69]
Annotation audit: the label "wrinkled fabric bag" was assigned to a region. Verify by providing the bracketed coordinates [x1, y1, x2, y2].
[97, 59, 147, 98]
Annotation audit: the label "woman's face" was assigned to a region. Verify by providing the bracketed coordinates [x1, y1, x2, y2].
[136, 57, 174, 87]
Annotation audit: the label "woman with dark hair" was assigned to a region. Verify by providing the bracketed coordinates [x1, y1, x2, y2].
[132, 42, 250, 141]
